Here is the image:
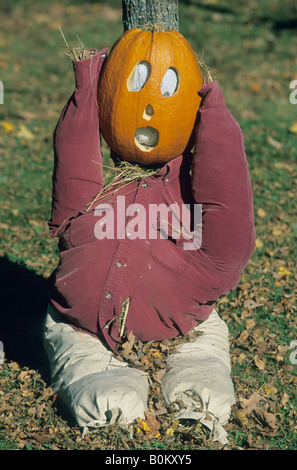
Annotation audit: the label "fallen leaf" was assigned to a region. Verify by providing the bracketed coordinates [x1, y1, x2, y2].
[35, 403, 47, 418]
[121, 330, 135, 356]
[1, 121, 15, 133]
[281, 392, 290, 407]
[255, 238, 263, 249]
[239, 393, 261, 412]
[253, 354, 266, 370]
[267, 136, 283, 150]
[153, 368, 166, 384]
[260, 383, 277, 396]
[134, 412, 161, 439]
[257, 208, 266, 218]
[244, 299, 264, 309]
[278, 266, 292, 276]
[233, 407, 249, 426]
[289, 122, 297, 134]
[17, 124, 35, 141]
[254, 407, 277, 430]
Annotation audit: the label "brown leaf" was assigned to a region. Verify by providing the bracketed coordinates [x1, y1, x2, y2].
[239, 393, 261, 412]
[35, 403, 46, 418]
[153, 368, 166, 384]
[253, 354, 266, 370]
[254, 407, 277, 430]
[244, 299, 264, 310]
[257, 208, 266, 218]
[281, 392, 290, 407]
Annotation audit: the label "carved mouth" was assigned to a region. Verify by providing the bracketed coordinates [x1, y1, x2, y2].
[134, 126, 159, 152]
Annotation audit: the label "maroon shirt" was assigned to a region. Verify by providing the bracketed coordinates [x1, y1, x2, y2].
[48, 49, 255, 352]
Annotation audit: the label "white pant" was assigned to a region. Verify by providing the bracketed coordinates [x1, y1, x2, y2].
[43, 304, 235, 443]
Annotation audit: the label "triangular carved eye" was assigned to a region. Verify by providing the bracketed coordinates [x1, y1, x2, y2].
[161, 67, 179, 97]
[127, 61, 151, 92]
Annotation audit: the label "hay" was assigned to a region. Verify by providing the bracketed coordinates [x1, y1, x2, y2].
[84, 158, 160, 212]
[197, 54, 215, 83]
[59, 27, 97, 61]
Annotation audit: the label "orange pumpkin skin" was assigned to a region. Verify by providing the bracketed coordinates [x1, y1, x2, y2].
[98, 28, 204, 166]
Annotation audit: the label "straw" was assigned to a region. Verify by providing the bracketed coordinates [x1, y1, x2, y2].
[59, 27, 97, 61]
[84, 159, 159, 212]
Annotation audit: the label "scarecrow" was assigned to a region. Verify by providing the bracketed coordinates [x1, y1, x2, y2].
[43, 23, 255, 443]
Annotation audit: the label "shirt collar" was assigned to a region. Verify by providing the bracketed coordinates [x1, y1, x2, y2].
[148, 153, 191, 185]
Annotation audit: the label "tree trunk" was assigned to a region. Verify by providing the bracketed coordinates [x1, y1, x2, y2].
[122, 0, 179, 32]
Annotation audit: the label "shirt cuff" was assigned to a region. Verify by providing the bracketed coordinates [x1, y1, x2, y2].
[198, 79, 225, 108]
[72, 47, 108, 88]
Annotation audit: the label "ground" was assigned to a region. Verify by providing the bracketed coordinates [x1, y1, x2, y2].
[0, 0, 297, 451]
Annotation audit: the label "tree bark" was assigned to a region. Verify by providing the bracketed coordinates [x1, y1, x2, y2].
[122, 0, 179, 32]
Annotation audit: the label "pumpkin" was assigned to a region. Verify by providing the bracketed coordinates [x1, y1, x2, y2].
[98, 27, 204, 166]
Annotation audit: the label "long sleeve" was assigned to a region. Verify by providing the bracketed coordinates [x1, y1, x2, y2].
[191, 80, 255, 275]
[48, 48, 108, 236]
[184, 80, 256, 304]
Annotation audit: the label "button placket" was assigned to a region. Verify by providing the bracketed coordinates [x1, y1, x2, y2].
[98, 180, 152, 343]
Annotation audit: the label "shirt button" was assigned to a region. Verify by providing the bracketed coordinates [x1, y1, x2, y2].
[116, 262, 122, 268]
[127, 232, 132, 238]
[106, 293, 111, 299]
[165, 178, 169, 183]
[142, 182, 148, 188]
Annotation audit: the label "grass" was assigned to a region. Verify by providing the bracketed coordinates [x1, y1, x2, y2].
[0, 0, 297, 451]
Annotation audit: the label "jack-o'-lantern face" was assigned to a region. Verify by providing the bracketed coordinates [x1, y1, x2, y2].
[98, 28, 203, 166]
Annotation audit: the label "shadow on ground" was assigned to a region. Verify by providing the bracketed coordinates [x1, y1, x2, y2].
[0, 256, 51, 381]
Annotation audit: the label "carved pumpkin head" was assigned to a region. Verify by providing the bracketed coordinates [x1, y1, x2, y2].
[98, 27, 203, 166]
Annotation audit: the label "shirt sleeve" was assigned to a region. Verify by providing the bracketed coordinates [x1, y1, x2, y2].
[48, 48, 108, 237]
[191, 80, 256, 279]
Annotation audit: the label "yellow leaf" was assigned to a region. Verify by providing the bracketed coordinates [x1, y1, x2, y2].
[255, 238, 263, 249]
[17, 124, 34, 141]
[166, 427, 175, 436]
[278, 266, 292, 276]
[289, 122, 297, 134]
[139, 420, 150, 432]
[260, 383, 277, 395]
[233, 408, 249, 426]
[1, 121, 15, 133]
[152, 350, 162, 357]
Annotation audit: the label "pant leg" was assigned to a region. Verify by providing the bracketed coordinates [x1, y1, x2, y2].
[161, 309, 235, 444]
[43, 304, 149, 432]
